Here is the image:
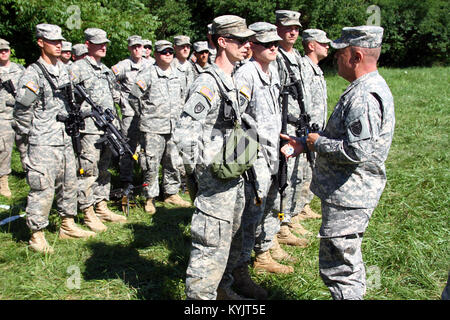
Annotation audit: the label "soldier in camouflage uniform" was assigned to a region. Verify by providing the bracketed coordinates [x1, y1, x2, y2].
[142, 39, 156, 64]
[191, 41, 211, 79]
[173, 35, 195, 99]
[14, 24, 96, 253]
[111, 35, 146, 188]
[174, 15, 254, 300]
[71, 43, 88, 62]
[206, 24, 217, 64]
[69, 28, 127, 231]
[0, 38, 25, 197]
[129, 40, 190, 214]
[60, 41, 72, 66]
[281, 26, 395, 300]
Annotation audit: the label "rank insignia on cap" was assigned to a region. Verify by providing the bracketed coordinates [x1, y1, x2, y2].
[25, 81, 39, 93]
[199, 86, 214, 102]
[136, 79, 146, 90]
[239, 86, 251, 100]
[111, 65, 119, 75]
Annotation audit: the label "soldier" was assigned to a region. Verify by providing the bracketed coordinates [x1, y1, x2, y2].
[14, 24, 96, 253]
[231, 22, 290, 299]
[281, 26, 395, 300]
[191, 41, 211, 79]
[129, 40, 190, 215]
[69, 28, 127, 231]
[0, 38, 25, 197]
[71, 43, 88, 62]
[173, 35, 195, 99]
[206, 23, 217, 64]
[111, 35, 146, 189]
[273, 9, 311, 247]
[174, 15, 255, 300]
[142, 39, 155, 64]
[60, 41, 72, 65]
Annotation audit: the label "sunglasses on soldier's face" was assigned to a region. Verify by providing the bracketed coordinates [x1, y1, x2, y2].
[158, 48, 174, 55]
[253, 41, 279, 49]
[144, 46, 152, 49]
[223, 36, 250, 45]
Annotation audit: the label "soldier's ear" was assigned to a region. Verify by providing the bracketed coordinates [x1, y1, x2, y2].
[37, 38, 44, 49]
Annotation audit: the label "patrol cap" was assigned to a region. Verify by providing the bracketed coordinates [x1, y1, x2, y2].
[193, 41, 209, 53]
[275, 10, 302, 27]
[302, 29, 331, 43]
[174, 35, 191, 46]
[62, 41, 72, 51]
[212, 15, 255, 38]
[72, 43, 88, 56]
[84, 28, 110, 44]
[36, 23, 66, 41]
[249, 22, 282, 43]
[331, 26, 384, 49]
[155, 40, 173, 52]
[0, 39, 10, 50]
[142, 39, 152, 47]
[127, 35, 143, 47]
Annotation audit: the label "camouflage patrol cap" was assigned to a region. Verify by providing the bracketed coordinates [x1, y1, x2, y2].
[212, 15, 255, 38]
[331, 26, 384, 49]
[36, 23, 66, 41]
[249, 22, 282, 43]
[127, 35, 143, 47]
[155, 40, 173, 52]
[142, 39, 152, 47]
[193, 41, 209, 53]
[174, 35, 191, 46]
[72, 43, 88, 56]
[302, 29, 331, 43]
[62, 41, 72, 52]
[0, 38, 10, 50]
[84, 28, 110, 44]
[275, 10, 302, 27]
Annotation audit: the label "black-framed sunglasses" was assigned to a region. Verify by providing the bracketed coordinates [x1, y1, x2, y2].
[158, 48, 174, 55]
[253, 41, 279, 49]
[223, 36, 250, 45]
[144, 45, 152, 50]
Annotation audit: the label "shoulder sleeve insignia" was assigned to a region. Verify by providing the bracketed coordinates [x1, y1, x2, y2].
[25, 81, 39, 93]
[136, 79, 146, 91]
[199, 86, 214, 102]
[111, 65, 119, 75]
[239, 85, 251, 100]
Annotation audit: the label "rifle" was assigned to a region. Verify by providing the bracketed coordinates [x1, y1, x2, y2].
[278, 87, 289, 222]
[244, 167, 262, 206]
[0, 78, 16, 96]
[73, 83, 138, 161]
[110, 183, 148, 216]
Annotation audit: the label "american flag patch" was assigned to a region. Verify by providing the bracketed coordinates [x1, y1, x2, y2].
[111, 65, 119, 75]
[136, 79, 146, 90]
[239, 85, 251, 99]
[199, 86, 214, 101]
[25, 81, 39, 93]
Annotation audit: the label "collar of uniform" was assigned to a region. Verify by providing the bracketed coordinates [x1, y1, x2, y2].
[128, 56, 143, 70]
[154, 64, 176, 78]
[304, 55, 323, 76]
[211, 63, 235, 92]
[37, 56, 62, 77]
[342, 70, 379, 98]
[85, 55, 103, 70]
[250, 58, 271, 85]
[278, 46, 299, 66]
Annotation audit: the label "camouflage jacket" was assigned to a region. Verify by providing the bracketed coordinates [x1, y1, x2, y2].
[172, 58, 195, 101]
[311, 70, 395, 208]
[0, 62, 25, 121]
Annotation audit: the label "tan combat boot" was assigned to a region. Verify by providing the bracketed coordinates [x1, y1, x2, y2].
[232, 264, 268, 299]
[144, 198, 156, 214]
[83, 206, 107, 232]
[164, 193, 191, 208]
[253, 251, 294, 274]
[277, 224, 309, 247]
[270, 236, 297, 263]
[0, 175, 12, 198]
[29, 230, 54, 254]
[297, 204, 321, 220]
[288, 221, 312, 236]
[59, 217, 96, 239]
[216, 286, 253, 300]
[95, 200, 127, 223]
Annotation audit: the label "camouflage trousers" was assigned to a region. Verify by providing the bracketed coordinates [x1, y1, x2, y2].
[77, 133, 112, 210]
[139, 132, 182, 199]
[119, 115, 140, 184]
[185, 171, 245, 300]
[318, 201, 374, 300]
[237, 157, 280, 267]
[283, 152, 314, 223]
[25, 143, 78, 231]
[0, 119, 15, 177]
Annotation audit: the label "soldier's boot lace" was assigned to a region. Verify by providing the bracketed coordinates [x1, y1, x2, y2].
[164, 193, 191, 208]
[95, 200, 127, 223]
[83, 206, 107, 232]
[29, 230, 54, 254]
[0, 175, 12, 198]
[58, 217, 96, 239]
[253, 251, 294, 274]
[270, 236, 298, 263]
[277, 224, 309, 247]
[232, 264, 268, 300]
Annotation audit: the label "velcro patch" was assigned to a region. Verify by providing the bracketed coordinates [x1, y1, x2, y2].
[239, 85, 251, 100]
[111, 65, 119, 75]
[25, 81, 39, 93]
[194, 102, 205, 114]
[350, 120, 363, 136]
[136, 79, 146, 91]
[199, 86, 214, 102]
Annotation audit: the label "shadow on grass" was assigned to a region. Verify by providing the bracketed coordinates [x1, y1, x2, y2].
[83, 206, 193, 300]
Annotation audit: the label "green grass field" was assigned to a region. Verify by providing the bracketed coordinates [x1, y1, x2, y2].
[0, 66, 448, 300]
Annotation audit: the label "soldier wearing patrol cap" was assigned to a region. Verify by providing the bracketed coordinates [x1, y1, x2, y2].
[111, 35, 146, 190]
[174, 15, 255, 300]
[281, 26, 395, 300]
[129, 40, 190, 215]
[60, 41, 72, 65]
[14, 24, 96, 253]
[142, 39, 155, 64]
[69, 27, 127, 231]
[0, 38, 25, 197]
[191, 41, 211, 79]
[71, 43, 88, 61]
[173, 35, 195, 99]
[273, 9, 312, 248]
[206, 23, 217, 64]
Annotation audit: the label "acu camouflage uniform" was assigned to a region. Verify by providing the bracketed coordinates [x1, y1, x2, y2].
[311, 26, 395, 300]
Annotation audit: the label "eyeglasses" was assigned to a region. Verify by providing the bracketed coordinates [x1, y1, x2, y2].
[144, 46, 152, 50]
[253, 41, 279, 49]
[223, 36, 250, 45]
[158, 48, 174, 55]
